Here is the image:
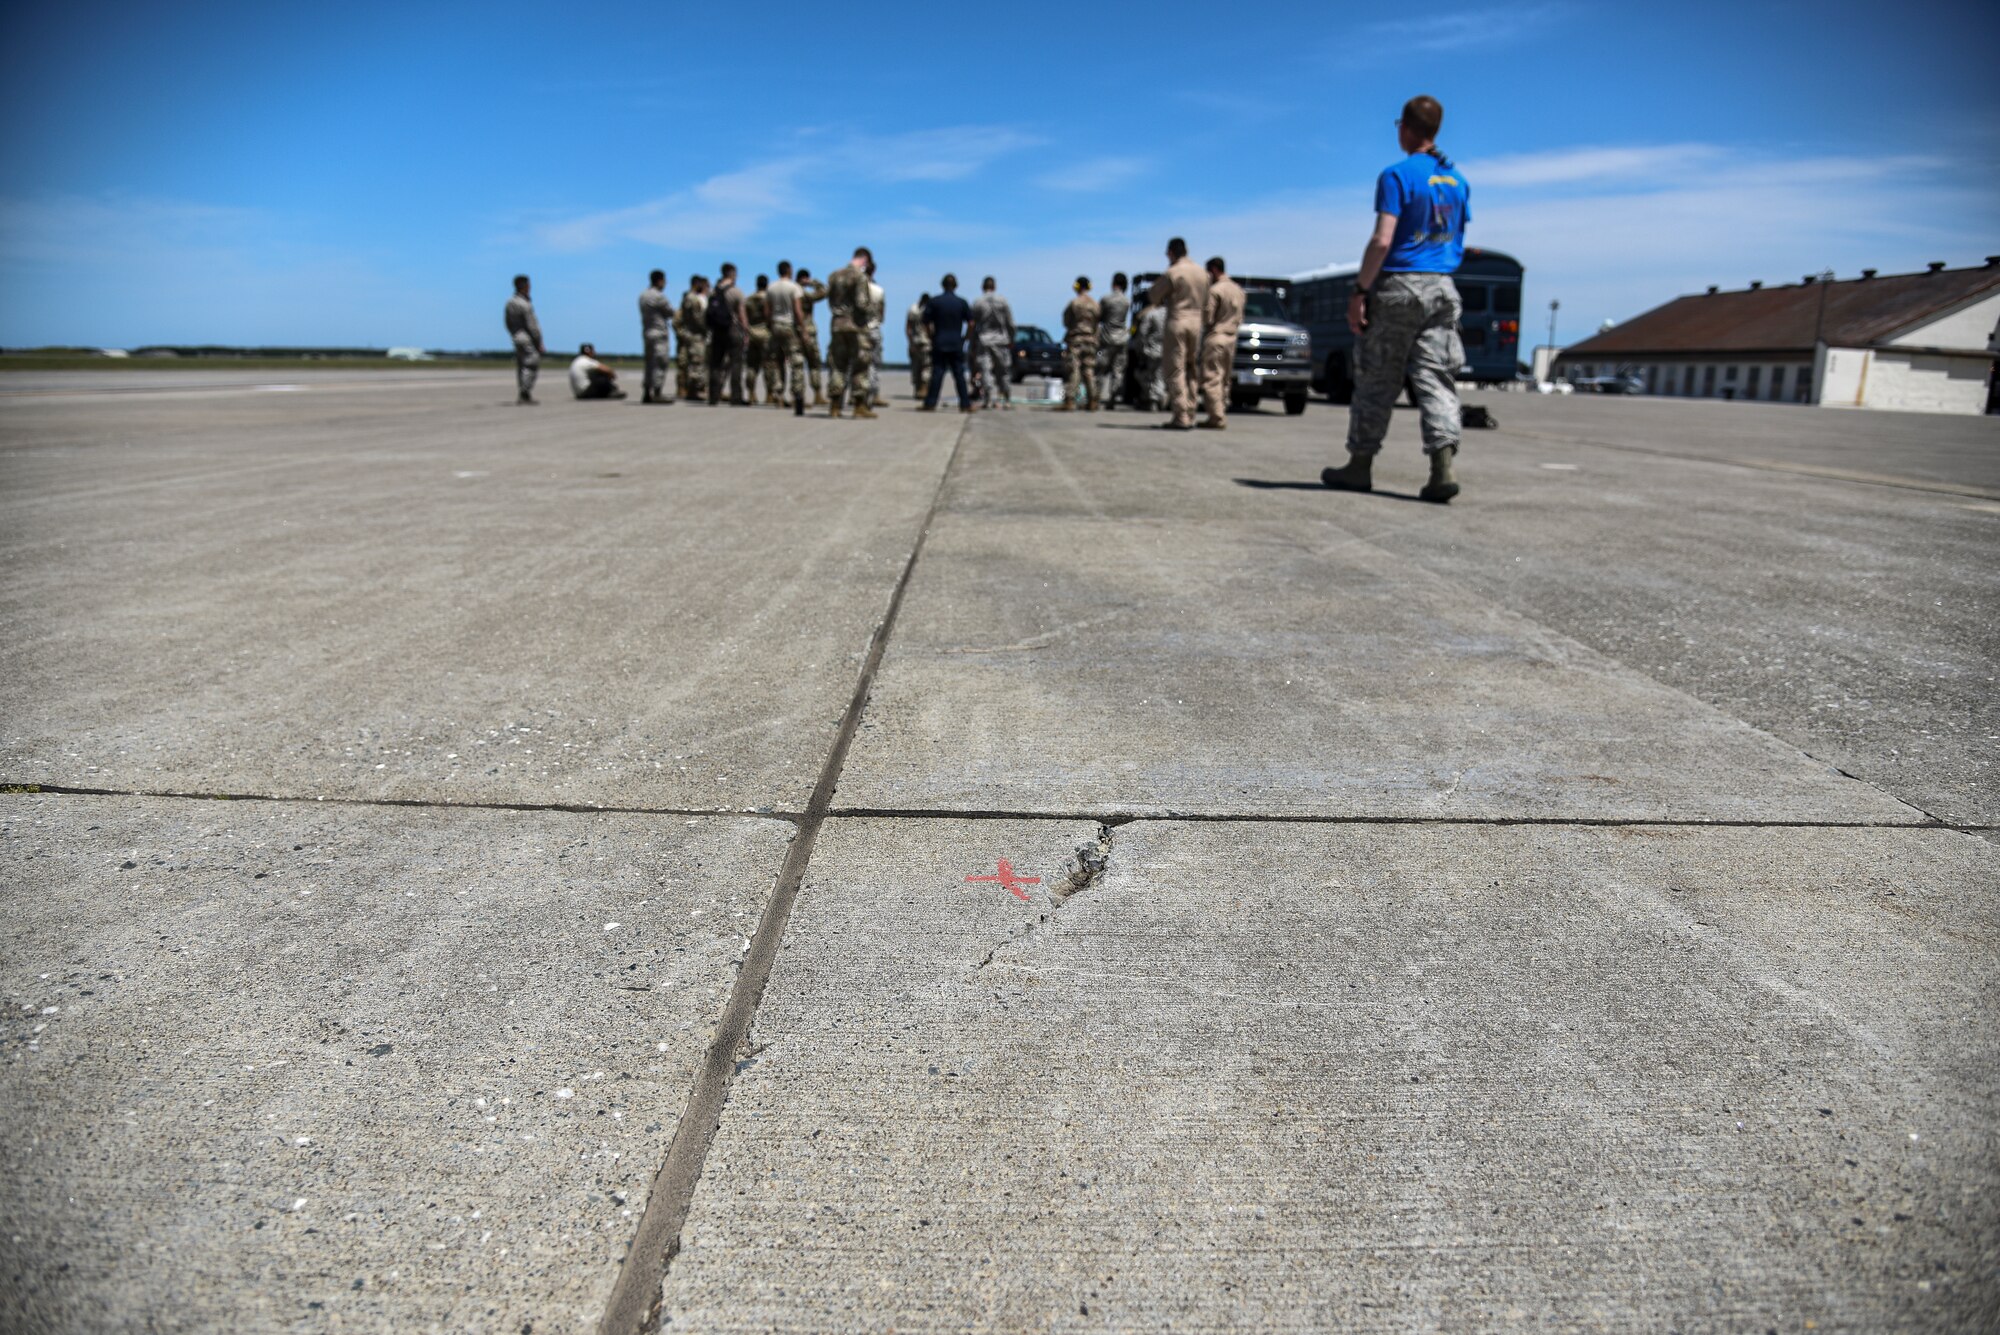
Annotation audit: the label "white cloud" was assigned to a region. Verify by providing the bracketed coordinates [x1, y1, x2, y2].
[1351, 2, 1569, 55]
[1035, 157, 1152, 193]
[1463, 143, 1723, 189]
[524, 126, 1042, 253]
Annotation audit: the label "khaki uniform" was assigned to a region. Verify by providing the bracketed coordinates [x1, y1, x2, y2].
[639, 285, 673, 400]
[797, 279, 828, 402]
[1061, 292, 1100, 409]
[825, 264, 876, 413]
[676, 289, 708, 400]
[1147, 256, 1209, 426]
[1348, 272, 1464, 455]
[970, 291, 1015, 406]
[905, 301, 932, 398]
[504, 293, 542, 399]
[766, 276, 806, 407]
[1200, 275, 1245, 424]
[744, 290, 773, 403]
[1096, 288, 1131, 407]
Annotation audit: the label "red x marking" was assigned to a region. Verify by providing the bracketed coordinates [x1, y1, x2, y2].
[965, 859, 1039, 901]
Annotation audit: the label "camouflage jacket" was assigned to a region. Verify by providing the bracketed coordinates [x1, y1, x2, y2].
[826, 266, 871, 333]
[677, 291, 707, 339]
[797, 280, 828, 330]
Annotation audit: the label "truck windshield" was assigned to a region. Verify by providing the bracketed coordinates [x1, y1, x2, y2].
[1242, 291, 1289, 321]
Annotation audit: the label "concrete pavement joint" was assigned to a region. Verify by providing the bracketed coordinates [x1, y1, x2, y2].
[1502, 424, 2000, 501]
[826, 805, 1948, 831]
[599, 418, 972, 1335]
[0, 780, 800, 824]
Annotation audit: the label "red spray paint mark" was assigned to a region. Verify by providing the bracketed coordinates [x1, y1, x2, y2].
[965, 859, 1039, 901]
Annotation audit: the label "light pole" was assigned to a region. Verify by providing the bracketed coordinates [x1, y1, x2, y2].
[1546, 299, 1559, 384]
[1807, 268, 1833, 405]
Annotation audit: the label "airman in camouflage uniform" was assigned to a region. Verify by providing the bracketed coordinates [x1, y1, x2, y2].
[1059, 276, 1100, 411]
[744, 277, 775, 405]
[766, 261, 807, 409]
[1135, 300, 1166, 410]
[676, 277, 709, 401]
[504, 274, 543, 404]
[825, 248, 879, 419]
[906, 295, 931, 399]
[970, 277, 1015, 409]
[1095, 273, 1132, 409]
[865, 270, 888, 406]
[796, 269, 828, 406]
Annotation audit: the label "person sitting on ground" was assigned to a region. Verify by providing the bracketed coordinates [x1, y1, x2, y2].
[568, 343, 627, 400]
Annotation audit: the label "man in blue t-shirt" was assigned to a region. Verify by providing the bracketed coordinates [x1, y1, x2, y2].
[1323, 94, 1472, 503]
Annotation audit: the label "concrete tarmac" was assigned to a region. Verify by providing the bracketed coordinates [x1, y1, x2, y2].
[1, 372, 1994, 1332]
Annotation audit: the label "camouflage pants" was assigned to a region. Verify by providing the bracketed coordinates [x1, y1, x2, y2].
[828, 328, 870, 409]
[512, 334, 539, 398]
[867, 331, 884, 401]
[1064, 338, 1099, 407]
[1096, 337, 1128, 407]
[678, 332, 706, 400]
[1347, 271, 1463, 454]
[643, 332, 672, 400]
[976, 339, 1011, 405]
[909, 338, 931, 397]
[767, 325, 807, 405]
[746, 331, 770, 400]
[800, 325, 824, 397]
[708, 329, 745, 405]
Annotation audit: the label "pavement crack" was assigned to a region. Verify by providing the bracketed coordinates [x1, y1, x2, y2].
[977, 823, 1116, 970]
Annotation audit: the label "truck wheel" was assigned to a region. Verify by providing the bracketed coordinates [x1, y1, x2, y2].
[1284, 392, 1308, 416]
[1328, 381, 1353, 406]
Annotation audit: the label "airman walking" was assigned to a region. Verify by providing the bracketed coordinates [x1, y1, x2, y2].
[639, 268, 673, 403]
[504, 274, 543, 405]
[1146, 237, 1210, 429]
[1096, 273, 1132, 409]
[1199, 257, 1245, 429]
[1060, 276, 1100, 411]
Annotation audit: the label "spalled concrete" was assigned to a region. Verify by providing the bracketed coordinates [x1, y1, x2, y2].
[660, 817, 1998, 1332]
[0, 792, 790, 1333]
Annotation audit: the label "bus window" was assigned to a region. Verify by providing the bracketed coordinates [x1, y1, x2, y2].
[1458, 283, 1489, 313]
[1495, 286, 1520, 314]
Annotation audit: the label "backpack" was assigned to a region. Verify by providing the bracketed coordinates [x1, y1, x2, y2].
[706, 285, 735, 334]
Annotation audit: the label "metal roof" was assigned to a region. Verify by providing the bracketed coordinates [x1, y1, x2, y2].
[1561, 261, 2000, 357]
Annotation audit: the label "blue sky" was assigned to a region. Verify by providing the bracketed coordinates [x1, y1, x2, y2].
[2, 0, 1995, 358]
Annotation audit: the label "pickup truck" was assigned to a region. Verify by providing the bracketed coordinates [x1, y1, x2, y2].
[1124, 274, 1314, 414]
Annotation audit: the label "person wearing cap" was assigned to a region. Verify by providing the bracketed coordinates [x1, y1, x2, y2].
[1322, 93, 1471, 503]
[1096, 273, 1132, 409]
[1198, 257, 1245, 429]
[1060, 276, 1101, 412]
[1146, 237, 1209, 429]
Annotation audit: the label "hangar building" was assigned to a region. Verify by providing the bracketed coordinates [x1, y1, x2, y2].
[1555, 258, 2000, 415]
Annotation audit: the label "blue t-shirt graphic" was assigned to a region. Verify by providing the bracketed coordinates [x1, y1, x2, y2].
[1375, 152, 1471, 274]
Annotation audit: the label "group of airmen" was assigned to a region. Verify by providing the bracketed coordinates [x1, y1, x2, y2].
[504, 248, 896, 417]
[504, 236, 1249, 430]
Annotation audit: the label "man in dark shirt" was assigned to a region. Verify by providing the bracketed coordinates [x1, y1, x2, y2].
[920, 274, 975, 412]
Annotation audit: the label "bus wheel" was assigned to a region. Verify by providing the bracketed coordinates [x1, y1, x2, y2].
[1328, 382, 1353, 406]
[1284, 393, 1308, 416]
